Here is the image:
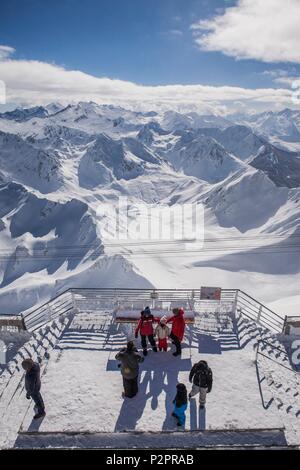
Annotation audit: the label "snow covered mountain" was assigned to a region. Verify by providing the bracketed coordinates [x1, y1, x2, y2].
[0, 130, 62, 192]
[251, 144, 300, 188]
[164, 133, 244, 183]
[0, 102, 299, 315]
[235, 108, 300, 143]
[162, 110, 231, 132]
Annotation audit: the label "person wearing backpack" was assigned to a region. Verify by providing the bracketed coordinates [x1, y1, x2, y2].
[135, 306, 158, 356]
[115, 341, 144, 398]
[188, 360, 213, 409]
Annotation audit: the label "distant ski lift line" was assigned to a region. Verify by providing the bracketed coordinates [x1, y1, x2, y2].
[0, 247, 298, 262]
[0, 232, 299, 253]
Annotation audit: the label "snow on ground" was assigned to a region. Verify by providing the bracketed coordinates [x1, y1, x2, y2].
[256, 338, 300, 446]
[268, 295, 300, 317]
[0, 328, 31, 374]
[2, 308, 299, 449]
[0, 315, 71, 448]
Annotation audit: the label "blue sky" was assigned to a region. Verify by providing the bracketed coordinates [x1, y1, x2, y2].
[0, 0, 297, 88]
[0, 0, 299, 113]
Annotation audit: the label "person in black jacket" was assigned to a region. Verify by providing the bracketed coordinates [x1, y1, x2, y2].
[115, 341, 144, 398]
[22, 358, 46, 419]
[188, 360, 213, 409]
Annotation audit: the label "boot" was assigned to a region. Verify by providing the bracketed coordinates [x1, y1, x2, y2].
[143, 349, 148, 356]
[173, 351, 181, 357]
[152, 346, 158, 352]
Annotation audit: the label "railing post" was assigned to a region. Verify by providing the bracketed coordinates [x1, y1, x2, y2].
[282, 315, 288, 335]
[71, 290, 75, 310]
[233, 289, 239, 317]
[257, 305, 262, 323]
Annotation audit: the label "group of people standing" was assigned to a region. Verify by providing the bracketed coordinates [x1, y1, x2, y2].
[116, 306, 213, 428]
[134, 306, 185, 357]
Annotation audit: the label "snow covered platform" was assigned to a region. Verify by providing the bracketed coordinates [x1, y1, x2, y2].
[14, 310, 287, 448]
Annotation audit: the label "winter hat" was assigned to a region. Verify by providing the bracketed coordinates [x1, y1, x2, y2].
[160, 315, 167, 324]
[144, 306, 151, 316]
[172, 307, 179, 315]
[176, 383, 187, 391]
[22, 358, 34, 371]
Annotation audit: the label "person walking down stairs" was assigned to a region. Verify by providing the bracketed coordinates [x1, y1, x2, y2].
[188, 360, 213, 409]
[22, 358, 46, 420]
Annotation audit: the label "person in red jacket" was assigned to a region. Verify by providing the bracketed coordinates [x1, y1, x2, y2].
[135, 306, 158, 356]
[167, 307, 185, 357]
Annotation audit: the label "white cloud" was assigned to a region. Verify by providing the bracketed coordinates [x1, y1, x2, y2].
[0, 53, 297, 114]
[191, 0, 300, 63]
[0, 45, 15, 60]
[169, 29, 183, 36]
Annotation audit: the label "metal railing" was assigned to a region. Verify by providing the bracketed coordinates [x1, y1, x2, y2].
[236, 290, 284, 334]
[21, 287, 285, 334]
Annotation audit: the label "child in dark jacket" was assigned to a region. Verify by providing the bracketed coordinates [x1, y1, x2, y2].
[172, 383, 188, 427]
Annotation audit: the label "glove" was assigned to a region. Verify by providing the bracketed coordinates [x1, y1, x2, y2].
[135, 333, 138, 339]
[207, 387, 212, 393]
[26, 393, 31, 400]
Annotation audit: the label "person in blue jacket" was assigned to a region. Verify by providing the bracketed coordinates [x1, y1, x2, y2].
[172, 383, 188, 427]
[22, 358, 46, 420]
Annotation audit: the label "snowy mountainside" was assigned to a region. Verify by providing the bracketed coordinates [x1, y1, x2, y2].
[0, 131, 62, 193]
[234, 108, 300, 143]
[164, 133, 245, 183]
[0, 102, 299, 315]
[161, 110, 232, 131]
[251, 144, 300, 188]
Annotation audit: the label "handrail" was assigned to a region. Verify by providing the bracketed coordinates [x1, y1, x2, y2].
[21, 287, 285, 334]
[22, 288, 72, 319]
[238, 290, 283, 321]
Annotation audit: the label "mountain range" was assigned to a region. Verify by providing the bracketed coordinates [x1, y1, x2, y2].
[0, 102, 299, 315]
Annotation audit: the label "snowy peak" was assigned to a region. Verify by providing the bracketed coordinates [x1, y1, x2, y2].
[165, 133, 244, 183]
[0, 106, 49, 122]
[251, 144, 300, 188]
[78, 133, 163, 188]
[235, 108, 300, 142]
[162, 110, 231, 132]
[0, 130, 62, 192]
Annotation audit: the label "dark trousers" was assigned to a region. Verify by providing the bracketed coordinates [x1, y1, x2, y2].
[170, 332, 181, 354]
[123, 376, 138, 398]
[141, 334, 156, 350]
[31, 391, 45, 414]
